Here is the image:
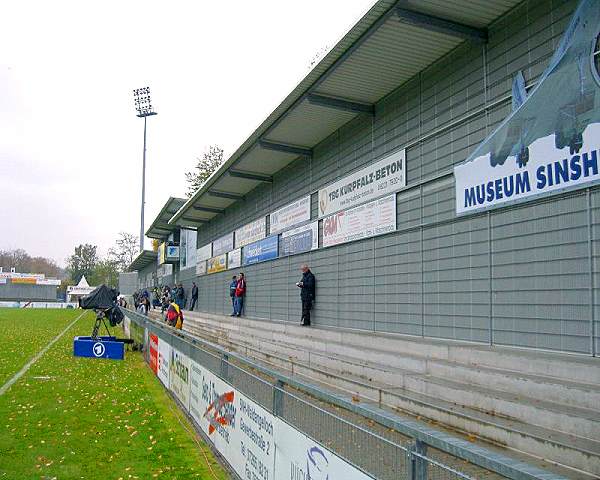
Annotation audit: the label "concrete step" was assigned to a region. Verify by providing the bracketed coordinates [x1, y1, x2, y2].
[182, 320, 600, 477]
[184, 311, 600, 386]
[183, 313, 600, 412]
[186, 319, 600, 440]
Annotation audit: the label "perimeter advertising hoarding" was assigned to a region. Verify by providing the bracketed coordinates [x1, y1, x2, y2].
[454, 0, 600, 215]
[322, 194, 396, 247]
[149, 334, 158, 374]
[228, 248, 242, 270]
[169, 347, 190, 409]
[196, 261, 207, 276]
[242, 236, 278, 266]
[275, 417, 374, 480]
[157, 338, 170, 388]
[197, 244, 212, 263]
[318, 149, 405, 218]
[269, 196, 311, 234]
[235, 218, 266, 249]
[207, 254, 227, 274]
[279, 221, 318, 256]
[212, 232, 234, 257]
[189, 360, 276, 480]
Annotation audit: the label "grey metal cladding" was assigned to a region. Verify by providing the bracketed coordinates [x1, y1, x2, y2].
[185, 0, 598, 354]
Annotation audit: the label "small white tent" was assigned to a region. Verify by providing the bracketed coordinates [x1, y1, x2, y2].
[66, 275, 96, 303]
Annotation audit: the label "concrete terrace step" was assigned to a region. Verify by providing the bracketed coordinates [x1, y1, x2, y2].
[181, 319, 600, 477]
[178, 311, 600, 477]
[182, 312, 600, 412]
[183, 319, 600, 440]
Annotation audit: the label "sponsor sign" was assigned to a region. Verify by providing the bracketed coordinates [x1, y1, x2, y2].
[149, 334, 158, 374]
[197, 243, 212, 262]
[11, 277, 37, 284]
[323, 194, 396, 247]
[180, 228, 197, 270]
[318, 149, 405, 218]
[189, 361, 275, 480]
[455, 0, 600, 215]
[169, 348, 191, 410]
[167, 245, 179, 259]
[157, 339, 170, 388]
[269, 196, 311, 234]
[196, 260, 207, 276]
[275, 417, 374, 480]
[228, 248, 242, 270]
[207, 254, 227, 274]
[0, 272, 45, 279]
[242, 236, 278, 266]
[279, 221, 318, 256]
[235, 218, 266, 249]
[36, 279, 61, 286]
[0, 279, 6, 285]
[157, 263, 173, 278]
[212, 232, 234, 257]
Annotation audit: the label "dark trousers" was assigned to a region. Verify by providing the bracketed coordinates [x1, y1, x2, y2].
[301, 298, 312, 325]
[190, 296, 197, 311]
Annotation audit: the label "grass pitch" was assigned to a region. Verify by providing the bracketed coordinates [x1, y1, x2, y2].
[0, 308, 228, 480]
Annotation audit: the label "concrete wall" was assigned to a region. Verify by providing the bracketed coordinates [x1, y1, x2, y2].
[180, 0, 599, 355]
[0, 283, 57, 302]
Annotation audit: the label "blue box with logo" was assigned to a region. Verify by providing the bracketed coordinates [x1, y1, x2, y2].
[73, 336, 125, 360]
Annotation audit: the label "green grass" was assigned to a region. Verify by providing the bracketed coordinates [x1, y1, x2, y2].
[0, 308, 82, 385]
[0, 309, 228, 480]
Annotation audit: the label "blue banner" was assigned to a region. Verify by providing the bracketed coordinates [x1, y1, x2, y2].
[242, 235, 278, 265]
[279, 222, 318, 256]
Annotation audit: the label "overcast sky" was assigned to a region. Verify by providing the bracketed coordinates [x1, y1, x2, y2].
[1, 0, 374, 267]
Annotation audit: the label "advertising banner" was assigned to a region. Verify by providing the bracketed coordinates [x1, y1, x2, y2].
[157, 339, 170, 388]
[0, 279, 6, 285]
[157, 263, 173, 278]
[197, 244, 212, 263]
[455, 0, 600, 215]
[11, 277, 37, 284]
[169, 348, 191, 410]
[242, 236, 278, 266]
[318, 149, 405, 218]
[213, 232, 234, 257]
[228, 248, 242, 270]
[149, 334, 158, 374]
[279, 221, 319, 257]
[189, 360, 276, 480]
[180, 229, 197, 270]
[207, 254, 227, 274]
[0, 272, 45, 279]
[269, 196, 311, 234]
[196, 260, 207, 276]
[36, 279, 61, 286]
[275, 417, 373, 480]
[235, 218, 266, 249]
[323, 194, 396, 247]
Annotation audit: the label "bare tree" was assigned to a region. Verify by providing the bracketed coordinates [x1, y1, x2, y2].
[107, 232, 139, 272]
[185, 145, 224, 198]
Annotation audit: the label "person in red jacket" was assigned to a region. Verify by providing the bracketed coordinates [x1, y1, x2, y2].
[233, 273, 246, 317]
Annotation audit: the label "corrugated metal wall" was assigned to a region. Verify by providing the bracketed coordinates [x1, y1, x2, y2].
[0, 283, 57, 302]
[181, 0, 599, 355]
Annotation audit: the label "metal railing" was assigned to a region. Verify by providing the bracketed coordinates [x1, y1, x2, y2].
[122, 308, 563, 480]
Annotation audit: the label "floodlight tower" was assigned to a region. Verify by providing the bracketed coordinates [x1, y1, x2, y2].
[133, 87, 157, 252]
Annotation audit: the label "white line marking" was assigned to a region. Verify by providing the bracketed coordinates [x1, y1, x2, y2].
[0, 311, 87, 396]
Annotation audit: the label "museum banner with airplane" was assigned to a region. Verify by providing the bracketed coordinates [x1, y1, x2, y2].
[455, 0, 600, 215]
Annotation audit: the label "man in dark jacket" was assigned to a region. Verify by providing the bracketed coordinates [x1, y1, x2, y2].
[190, 282, 198, 311]
[297, 264, 315, 326]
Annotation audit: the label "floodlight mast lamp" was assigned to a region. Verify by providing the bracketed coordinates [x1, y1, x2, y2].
[133, 87, 157, 252]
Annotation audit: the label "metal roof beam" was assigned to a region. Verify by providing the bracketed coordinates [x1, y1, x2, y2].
[181, 216, 208, 223]
[258, 139, 312, 157]
[228, 170, 273, 183]
[208, 189, 245, 201]
[306, 93, 374, 114]
[192, 205, 225, 214]
[395, 7, 487, 43]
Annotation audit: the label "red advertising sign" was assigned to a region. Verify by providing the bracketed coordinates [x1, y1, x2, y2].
[149, 334, 159, 374]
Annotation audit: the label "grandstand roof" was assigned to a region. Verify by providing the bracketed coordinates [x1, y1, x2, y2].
[127, 250, 157, 272]
[146, 197, 186, 240]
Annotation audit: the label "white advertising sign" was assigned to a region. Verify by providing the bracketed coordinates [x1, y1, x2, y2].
[36, 279, 61, 286]
[0, 278, 6, 284]
[189, 361, 275, 480]
[323, 194, 396, 247]
[158, 263, 173, 278]
[318, 149, 405, 218]
[235, 218, 266, 249]
[196, 261, 207, 276]
[197, 244, 212, 263]
[228, 248, 242, 270]
[157, 338, 171, 389]
[169, 348, 190, 410]
[275, 417, 374, 480]
[269, 196, 311, 234]
[212, 232, 234, 257]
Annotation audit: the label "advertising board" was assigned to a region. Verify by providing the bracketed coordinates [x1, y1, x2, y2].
[207, 254, 227, 274]
[235, 218, 266, 249]
[269, 196, 311, 234]
[279, 221, 318, 256]
[242, 236, 278, 266]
